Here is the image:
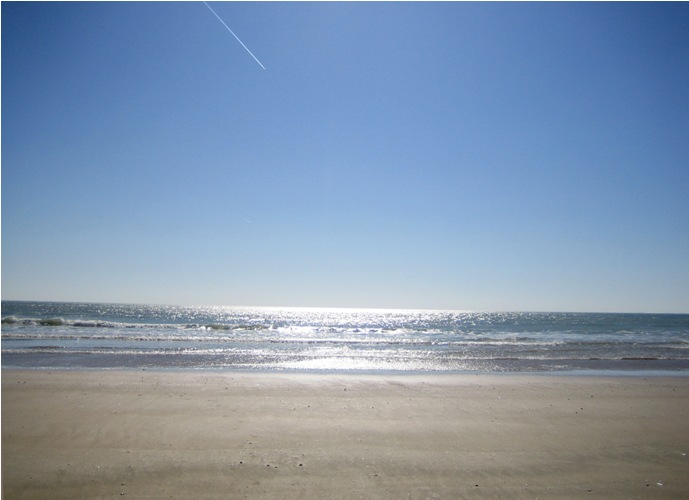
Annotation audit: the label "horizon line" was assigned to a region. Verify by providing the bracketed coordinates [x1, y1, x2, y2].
[2, 298, 687, 316]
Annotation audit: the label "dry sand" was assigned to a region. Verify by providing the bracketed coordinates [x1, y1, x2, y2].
[2, 369, 689, 499]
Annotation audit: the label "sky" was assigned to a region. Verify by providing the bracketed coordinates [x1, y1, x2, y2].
[2, 2, 688, 313]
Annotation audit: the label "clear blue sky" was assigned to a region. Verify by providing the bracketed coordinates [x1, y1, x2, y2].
[2, 2, 688, 312]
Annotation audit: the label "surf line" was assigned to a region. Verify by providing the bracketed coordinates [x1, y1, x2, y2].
[203, 1, 266, 70]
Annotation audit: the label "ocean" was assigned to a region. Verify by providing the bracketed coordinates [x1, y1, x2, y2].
[2, 301, 689, 374]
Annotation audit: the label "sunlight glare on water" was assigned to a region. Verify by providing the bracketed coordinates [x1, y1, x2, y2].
[2, 302, 689, 373]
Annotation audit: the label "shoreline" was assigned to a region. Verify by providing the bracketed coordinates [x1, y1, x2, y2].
[4, 369, 689, 498]
[4, 362, 689, 377]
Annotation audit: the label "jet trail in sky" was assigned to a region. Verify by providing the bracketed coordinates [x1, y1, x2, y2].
[203, 1, 266, 70]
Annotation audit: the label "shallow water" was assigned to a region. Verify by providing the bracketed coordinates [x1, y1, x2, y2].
[3, 301, 689, 373]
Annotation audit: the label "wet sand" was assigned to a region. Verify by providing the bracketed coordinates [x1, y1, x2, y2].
[3, 370, 689, 498]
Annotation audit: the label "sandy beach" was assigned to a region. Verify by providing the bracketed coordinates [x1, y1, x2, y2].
[2, 370, 689, 499]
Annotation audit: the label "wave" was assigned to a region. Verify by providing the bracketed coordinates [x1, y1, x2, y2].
[4, 315, 689, 355]
[2, 345, 684, 364]
[1, 315, 273, 332]
[4, 312, 688, 341]
[3, 331, 689, 352]
[3, 316, 72, 326]
[0, 316, 651, 337]
[3, 316, 124, 328]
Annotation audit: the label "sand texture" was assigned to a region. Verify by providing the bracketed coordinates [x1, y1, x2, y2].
[3, 370, 689, 499]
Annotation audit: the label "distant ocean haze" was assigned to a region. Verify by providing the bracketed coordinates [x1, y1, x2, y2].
[2, 301, 689, 373]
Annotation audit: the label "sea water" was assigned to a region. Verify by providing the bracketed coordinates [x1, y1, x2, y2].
[2, 301, 689, 373]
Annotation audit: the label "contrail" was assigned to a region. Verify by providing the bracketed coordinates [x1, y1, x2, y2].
[203, 1, 266, 70]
